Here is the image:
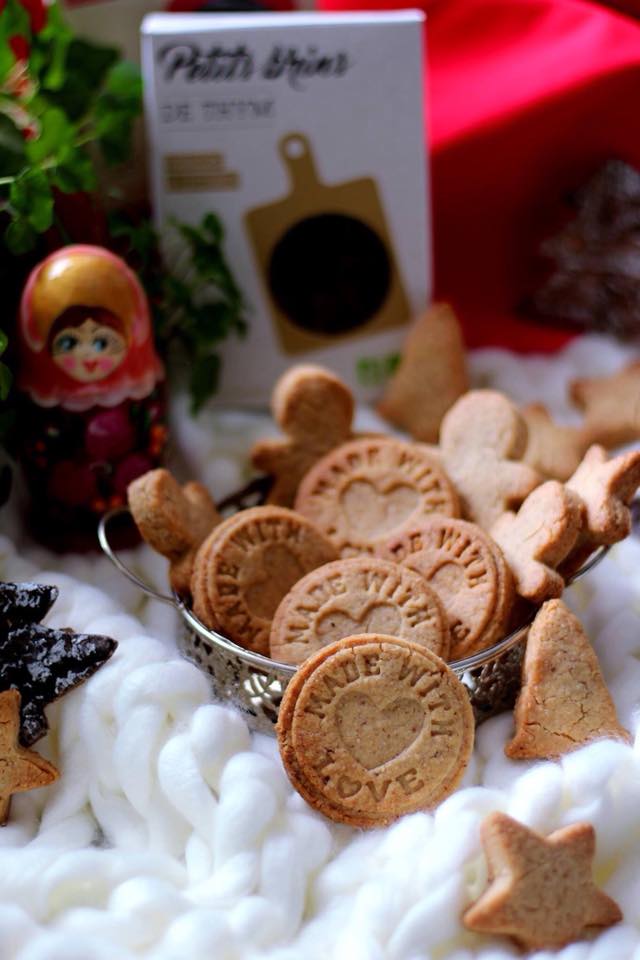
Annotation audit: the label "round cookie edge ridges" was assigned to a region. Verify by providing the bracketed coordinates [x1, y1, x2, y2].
[202, 505, 338, 655]
[294, 436, 460, 555]
[381, 516, 516, 659]
[276, 633, 475, 828]
[270, 556, 450, 665]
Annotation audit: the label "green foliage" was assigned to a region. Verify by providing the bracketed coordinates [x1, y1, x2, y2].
[0, 2, 242, 421]
[111, 212, 248, 412]
[0, 0, 142, 253]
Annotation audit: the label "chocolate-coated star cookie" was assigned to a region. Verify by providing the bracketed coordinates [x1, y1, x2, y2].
[0, 581, 117, 746]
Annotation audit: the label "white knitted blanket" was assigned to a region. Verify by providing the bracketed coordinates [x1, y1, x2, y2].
[1, 334, 640, 960]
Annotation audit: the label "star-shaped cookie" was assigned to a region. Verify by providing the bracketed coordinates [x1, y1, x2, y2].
[522, 403, 589, 481]
[463, 812, 622, 949]
[570, 361, 640, 447]
[0, 582, 58, 629]
[0, 689, 59, 825]
[0, 587, 117, 746]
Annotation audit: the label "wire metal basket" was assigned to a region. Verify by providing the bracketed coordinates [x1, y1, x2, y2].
[98, 504, 611, 736]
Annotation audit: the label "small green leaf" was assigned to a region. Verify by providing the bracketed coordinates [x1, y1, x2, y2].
[5, 217, 36, 254]
[36, 3, 73, 90]
[25, 106, 74, 163]
[202, 212, 224, 245]
[46, 38, 118, 120]
[189, 354, 220, 413]
[9, 169, 54, 232]
[52, 144, 96, 193]
[0, 330, 8, 356]
[0, 114, 27, 176]
[104, 60, 142, 101]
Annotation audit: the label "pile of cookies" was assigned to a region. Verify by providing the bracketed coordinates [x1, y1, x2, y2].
[127, 360, 640, 831]
[129, 363, 640, 667]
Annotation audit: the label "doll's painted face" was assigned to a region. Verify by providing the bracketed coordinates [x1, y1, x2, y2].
[49, 307, 128, 383]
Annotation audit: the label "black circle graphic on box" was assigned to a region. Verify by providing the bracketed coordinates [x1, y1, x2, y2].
[267, 213, 391, 336]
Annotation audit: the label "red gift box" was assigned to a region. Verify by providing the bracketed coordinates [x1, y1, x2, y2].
[319, 0, 640, 352]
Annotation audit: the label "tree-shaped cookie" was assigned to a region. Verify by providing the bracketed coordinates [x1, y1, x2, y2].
[505, 600, 630, 760]
[522, 403, 589, 481]
[567, 444, 640, 546]
[491, 481, 583, 602]
[128, 468, 221, 595]
[0, 689, 59, 825]
[251, 365, 354, 507]
[570, 361, 640, 447]
[464, 812, 622, 949]
[440, 390, 541, 530]
[377, 303, 468, 442]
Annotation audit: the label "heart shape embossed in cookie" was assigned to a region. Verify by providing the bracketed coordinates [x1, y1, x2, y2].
[335, 691, 424, 769]
[341, 480, 420, 540]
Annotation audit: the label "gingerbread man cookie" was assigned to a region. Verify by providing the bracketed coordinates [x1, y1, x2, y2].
[251, 365, 354, 507]
[270, 557, 449, 665]
[277, 634, 474, 827]
[440, 390, 541, 530]
[505, 600, 630, 760]
[570, 361, 640, 448]
[491, 481, 583, 602]
[522, 403, 589, 481]
[128, 469, 220, 595]
[464, 812, 622, 950]
[295, 437, 459, 556]
[377, 303, 468, 442]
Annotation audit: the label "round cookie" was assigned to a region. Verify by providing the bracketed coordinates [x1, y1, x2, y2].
[277, 634, 474, 828]
[381, 517, 514, 660]
[270, 557, 450, 665]
[195, 506, 338, 655]
[294, 437, 459, 556]
[191, 509, 252, 630]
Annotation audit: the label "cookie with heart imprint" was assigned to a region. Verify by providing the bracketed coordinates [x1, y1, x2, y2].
[381, 517, 514, 660]
[294, 437, 459, 556]
[277, 634, 474, 828]
[192, 506, 337, 655]
[270, 557, 449, 665]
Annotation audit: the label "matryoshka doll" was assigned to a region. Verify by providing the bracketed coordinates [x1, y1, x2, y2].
[16, 245, 166, 549]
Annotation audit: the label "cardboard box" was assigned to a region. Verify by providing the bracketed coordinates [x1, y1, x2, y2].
[142, 11, 429, 404]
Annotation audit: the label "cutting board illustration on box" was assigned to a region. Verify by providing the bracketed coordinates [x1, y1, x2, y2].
[245, 133, 410, 355]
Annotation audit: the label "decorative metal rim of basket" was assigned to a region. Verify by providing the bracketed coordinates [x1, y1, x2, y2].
[98, 505, 611, 684]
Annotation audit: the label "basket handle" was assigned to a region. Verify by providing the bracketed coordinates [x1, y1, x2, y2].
[97, 507, 179, 608]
